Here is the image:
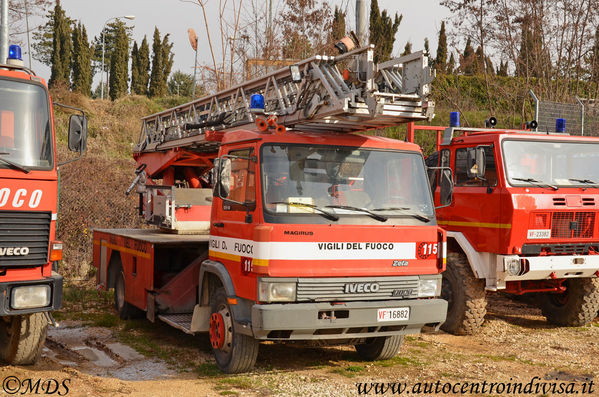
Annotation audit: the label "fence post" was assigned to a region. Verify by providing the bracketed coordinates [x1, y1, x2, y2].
[576, 97, 584, 136]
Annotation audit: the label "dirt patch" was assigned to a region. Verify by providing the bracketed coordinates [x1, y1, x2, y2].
[2, 293, 598, 396]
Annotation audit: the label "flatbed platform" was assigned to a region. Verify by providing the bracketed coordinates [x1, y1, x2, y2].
[94, 228, 210, 244]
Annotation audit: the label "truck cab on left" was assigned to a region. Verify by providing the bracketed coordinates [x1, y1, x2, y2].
[0, 45, 86, 365]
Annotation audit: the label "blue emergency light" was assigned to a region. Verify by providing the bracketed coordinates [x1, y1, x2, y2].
[8, 45, 22, 61]
[556, 118, 566, 133]
[250, 93, 265, 111]
[450, 111, 460, 127]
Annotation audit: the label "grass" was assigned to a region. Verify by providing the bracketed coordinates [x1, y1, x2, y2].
[331, 365, 365, 378]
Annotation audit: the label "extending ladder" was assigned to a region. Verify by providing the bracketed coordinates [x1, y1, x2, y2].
[135, 45, 435, 154]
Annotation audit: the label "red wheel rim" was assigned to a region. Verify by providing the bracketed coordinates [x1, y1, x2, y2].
[209, 312, 226, 349]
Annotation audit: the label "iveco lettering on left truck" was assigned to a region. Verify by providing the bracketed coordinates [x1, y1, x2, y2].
[0, 44, 87, 365]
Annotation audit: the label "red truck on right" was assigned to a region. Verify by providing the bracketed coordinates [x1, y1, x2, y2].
[417, 115, 599, 334]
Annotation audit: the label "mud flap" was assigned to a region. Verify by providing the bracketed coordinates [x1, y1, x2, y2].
[191, 304, 210, 332]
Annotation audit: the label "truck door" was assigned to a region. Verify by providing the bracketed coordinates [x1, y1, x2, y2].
[438, 145, 503, 253]
[211, 147, 257, 297]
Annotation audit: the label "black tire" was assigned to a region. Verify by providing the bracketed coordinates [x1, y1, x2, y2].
[440, 252, 487, 335]
[114, 269, 142, 320]
[209, 288, 258, 373]
[0, 313, 48, 365]
[540, 278, 599, 326]
[354, 335, 404, 361]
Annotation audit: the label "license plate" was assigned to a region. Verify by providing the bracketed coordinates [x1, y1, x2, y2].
[377, 307, 410, 322]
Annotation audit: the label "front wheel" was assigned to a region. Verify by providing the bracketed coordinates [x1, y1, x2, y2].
[0, 313, 48, 365]
[440, 252, 487, 335]
[209, 288, 258, 373]
[540, 278, 599, 326]
[355, 335, 404, 361]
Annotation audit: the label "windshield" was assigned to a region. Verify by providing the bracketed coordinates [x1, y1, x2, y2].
[261, 144, 434, 221]
[503, 140, 599, 187]
[0, 79, 52, 170]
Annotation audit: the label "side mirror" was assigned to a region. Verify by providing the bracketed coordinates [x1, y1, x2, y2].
[466, 146, 486, 179]
[439, 168, 454, 207]
[216, 158, 232, 199]
[68, 114, 87, 153]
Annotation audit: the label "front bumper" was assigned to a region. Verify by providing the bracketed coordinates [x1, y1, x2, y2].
[499, 254, 599, 283]
[0, 272, 63, 316]
[251, 298, 447, 340]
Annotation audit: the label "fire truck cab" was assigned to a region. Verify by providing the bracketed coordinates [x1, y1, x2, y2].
[423, 118, 599, 334]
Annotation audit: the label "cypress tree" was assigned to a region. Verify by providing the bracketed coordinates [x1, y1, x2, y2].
[435, 21, 448, 73]
[149, 28, 174, 97]
[461, 38, 475, 75]
[401, 42, 412, 56]
[71, 22, 92, 95]
[369, 0, 402, 63]
[109, 22, 129, 100]
[330, 6, 346, 42]
[137, 36, 151, 95]
[592, 26, 599, 81]
[447, 52, 456, 74]
[49, 0, 72, 88]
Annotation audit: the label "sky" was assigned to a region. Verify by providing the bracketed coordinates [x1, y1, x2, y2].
[13, 0, 451, 86]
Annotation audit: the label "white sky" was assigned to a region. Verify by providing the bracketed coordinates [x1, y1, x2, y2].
[14, 0, 450, 86]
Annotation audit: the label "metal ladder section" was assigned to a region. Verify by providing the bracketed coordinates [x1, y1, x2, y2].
[158, 313, 194, 334]
[134, 45, 435, 154]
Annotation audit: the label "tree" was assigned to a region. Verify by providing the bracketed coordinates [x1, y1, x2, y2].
[497, 60, 508, 76]
[49, 0, 72, 88]
[424, 38, 432, 65]
[71, 22, 93, 95]
[330, 6, 346, 43]
[460, 37, 475, 75]
[131, 36, 151, 95]
[591, 26, 599, 82]
[435, 21, 448, 73]
[92, 20, 134, 83]
[401, 42, 412, 56]
[32, 5, 72, 66]
[109, 22, 129, 100]
[279, 0, 332, 59]
[369, 0, 402, 63]
[447, 52, 456, 74]
[168, 71, 199, 97]
[148, 28, 174, 97]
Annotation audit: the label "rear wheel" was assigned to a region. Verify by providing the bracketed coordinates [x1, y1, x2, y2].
[0, 313, 48, 365]
[114, 269, 141, 319]
[209, 288, 258, 373]
[540, 278, 599, 326]
[440, 252, 487, 335]
[354, 335, 404, 361]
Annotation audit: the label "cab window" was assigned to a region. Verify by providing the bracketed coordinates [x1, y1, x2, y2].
[455, 146, 497, 187]
[225, 148, 255, 210]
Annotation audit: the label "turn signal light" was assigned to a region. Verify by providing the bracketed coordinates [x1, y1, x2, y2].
[50, 241, 63, 261]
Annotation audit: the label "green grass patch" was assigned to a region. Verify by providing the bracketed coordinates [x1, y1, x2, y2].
[218, 376, 256, 390]
[331, 365, 365, 378]
[196, 363, 221, 377]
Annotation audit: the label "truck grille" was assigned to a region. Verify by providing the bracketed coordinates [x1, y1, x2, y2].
[296, 277, 419, 301]
[551, 212, 595, 239]
[0, 211, 51, 267]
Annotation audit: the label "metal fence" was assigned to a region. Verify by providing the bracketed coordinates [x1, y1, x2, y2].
[530, 90, 599, 136]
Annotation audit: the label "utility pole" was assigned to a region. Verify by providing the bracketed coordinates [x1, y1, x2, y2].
[356, 0, 367, 46]
[0, 0, 8, 64]
[24, 0, 32, 68]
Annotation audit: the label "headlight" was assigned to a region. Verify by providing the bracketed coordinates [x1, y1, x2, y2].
[505, 258, 521, 276]
[418, 278, 441, 297]
[11, 285, 51, 309]
[258, 280, 296, 302]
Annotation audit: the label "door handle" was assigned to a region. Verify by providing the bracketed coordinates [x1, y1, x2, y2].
[212, 222, 224, 228]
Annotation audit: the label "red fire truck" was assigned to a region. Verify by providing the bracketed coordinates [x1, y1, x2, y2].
[92, 47, 450, 373]
[415, 115, 599, 334]
[0, 45, 87, 364]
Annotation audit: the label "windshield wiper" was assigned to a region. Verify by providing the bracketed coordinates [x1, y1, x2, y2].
[268, 201, 339, 221]
[569, 178, 599, 187]
[371, 207, 431, 223]
[324, 204, 388, 222]
[513, 177, 558, 191]
[0, 153, 30, 174]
